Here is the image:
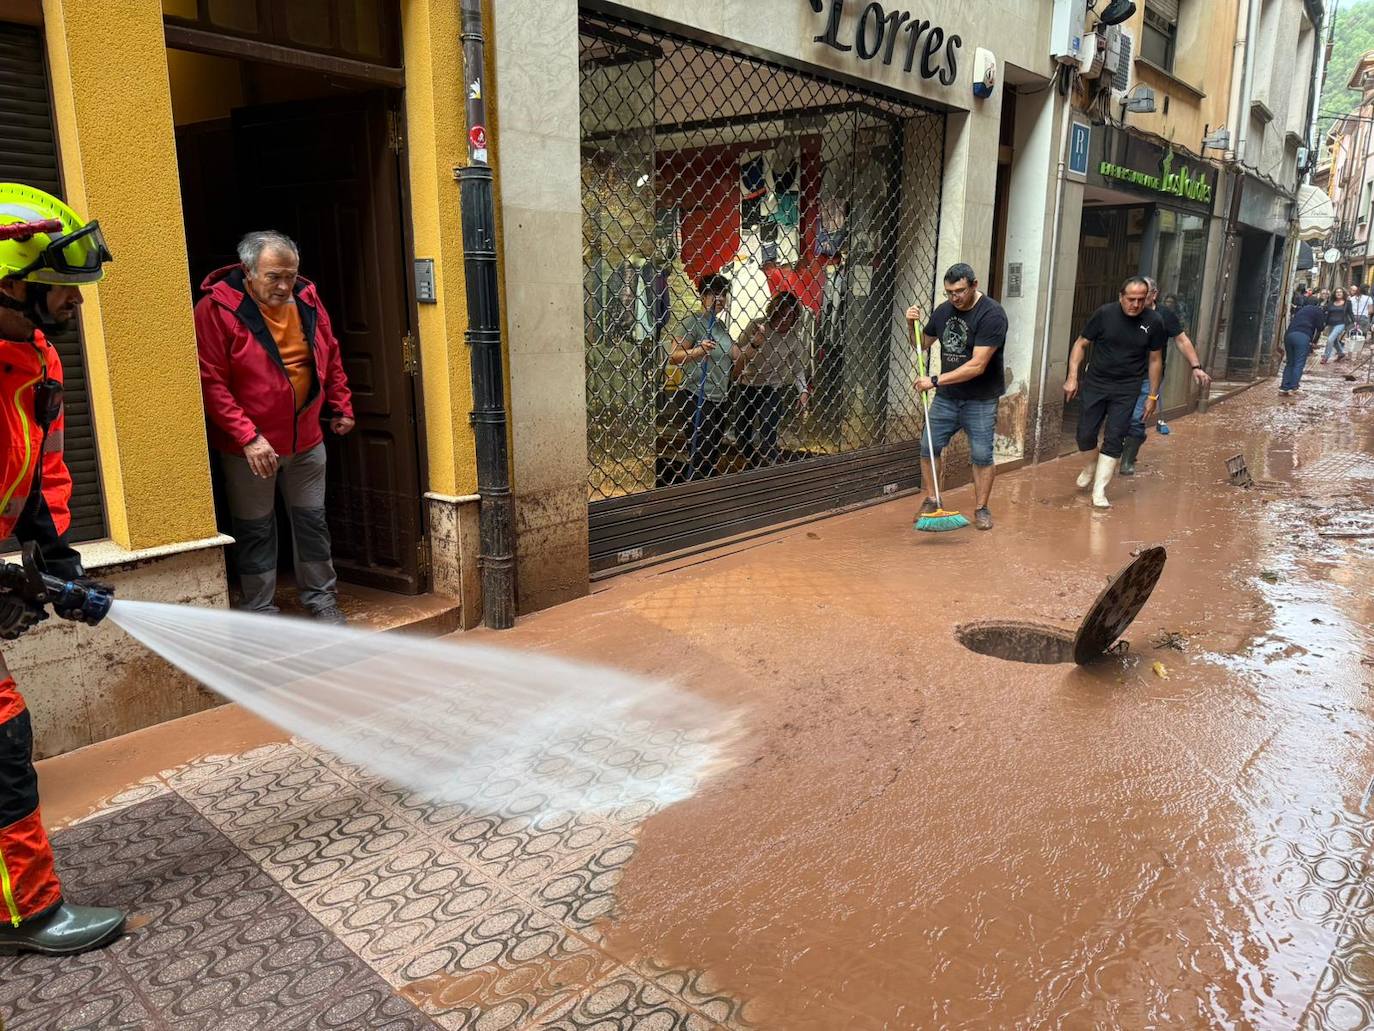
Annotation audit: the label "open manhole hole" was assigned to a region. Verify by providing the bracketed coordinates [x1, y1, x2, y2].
[955, 546, 1167, 666]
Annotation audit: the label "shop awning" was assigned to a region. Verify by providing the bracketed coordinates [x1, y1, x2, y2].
[1296, 183, 1335, 242]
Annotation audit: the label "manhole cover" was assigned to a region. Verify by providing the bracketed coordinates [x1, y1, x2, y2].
[1072, 546, 1168, 664]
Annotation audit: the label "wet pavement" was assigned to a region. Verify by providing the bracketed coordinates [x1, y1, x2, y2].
[5, 363, 1374, 1029]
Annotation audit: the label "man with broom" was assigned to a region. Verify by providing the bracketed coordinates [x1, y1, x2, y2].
[1064, 276, 1166, 509]
[905, 262, 1008, 532]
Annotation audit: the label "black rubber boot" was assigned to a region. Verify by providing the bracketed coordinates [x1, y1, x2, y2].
[0, 903, 125, 956]
[1119, 436, 1142, 476]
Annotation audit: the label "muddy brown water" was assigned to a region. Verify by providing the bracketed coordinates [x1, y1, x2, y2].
[530, 373, 1372, 1028]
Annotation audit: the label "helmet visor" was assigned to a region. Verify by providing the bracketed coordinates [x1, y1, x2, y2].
[50, 221, 112, 278]
[20, 220, 112, 284]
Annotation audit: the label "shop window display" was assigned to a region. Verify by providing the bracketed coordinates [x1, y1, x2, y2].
[580, 13, 943, 502]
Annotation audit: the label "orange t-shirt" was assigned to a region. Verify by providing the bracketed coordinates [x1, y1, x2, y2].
[260, 302, 314, 410]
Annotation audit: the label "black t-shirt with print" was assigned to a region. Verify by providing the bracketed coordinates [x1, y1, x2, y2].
[1080, 302, 1167, 389]
[923, 294, 1008, 401]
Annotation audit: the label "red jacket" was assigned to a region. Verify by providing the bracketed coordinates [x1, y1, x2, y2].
[194, 265, 353, 457]
[1, 331, 82, 577]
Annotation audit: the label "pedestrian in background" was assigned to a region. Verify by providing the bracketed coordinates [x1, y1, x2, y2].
[1063, 276, 1165, 509]
[195, 230, 354, 625]
[734, 291, 809, 465]
[1322, 287, 1351, 364]
[1350, 284, 1371, 346]
[1280, 297, 1325, 396]
[1118, 278, 1211, 476]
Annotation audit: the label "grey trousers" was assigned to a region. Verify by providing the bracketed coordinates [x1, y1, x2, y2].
[220, 443, 338, 613]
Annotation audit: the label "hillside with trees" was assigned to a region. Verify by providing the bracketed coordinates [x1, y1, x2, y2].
[1321, 0, 1374, 135]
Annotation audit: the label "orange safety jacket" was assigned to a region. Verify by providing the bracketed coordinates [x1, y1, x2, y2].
[0, 330, 79, 574]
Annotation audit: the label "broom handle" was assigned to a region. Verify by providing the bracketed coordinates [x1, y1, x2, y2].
[912, 320, 944, 506]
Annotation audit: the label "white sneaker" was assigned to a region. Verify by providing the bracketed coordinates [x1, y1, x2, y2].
[1092, 455, 1120, 509]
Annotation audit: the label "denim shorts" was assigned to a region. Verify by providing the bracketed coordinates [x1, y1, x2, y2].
[920, 394, 999, 466]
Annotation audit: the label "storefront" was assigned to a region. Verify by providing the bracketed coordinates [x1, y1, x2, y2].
[578, 10, 945, 570]
[1061, 125, 1217, 449]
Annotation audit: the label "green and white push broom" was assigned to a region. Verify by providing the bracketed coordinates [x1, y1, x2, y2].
[912, 322, 970, 534]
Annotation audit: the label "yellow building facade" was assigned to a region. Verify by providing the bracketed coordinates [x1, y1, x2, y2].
[2, 0, 490, 756]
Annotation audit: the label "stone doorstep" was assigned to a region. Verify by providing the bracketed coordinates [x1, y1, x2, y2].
[263, 578, 463, 638]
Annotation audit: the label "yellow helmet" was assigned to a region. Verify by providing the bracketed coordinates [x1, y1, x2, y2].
[0, 183, 112, 285]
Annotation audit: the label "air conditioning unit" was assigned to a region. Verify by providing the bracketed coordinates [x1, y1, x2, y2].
[1080, 28, 1107, 78]
[1101, 24, 1123, 76]
[1051, 0, 1088, 64]
[1108, 28, 1136, 107]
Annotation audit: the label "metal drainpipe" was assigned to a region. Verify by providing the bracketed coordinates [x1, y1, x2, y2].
[457, 0, 515, 629]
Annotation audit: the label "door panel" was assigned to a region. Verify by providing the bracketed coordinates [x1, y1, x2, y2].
[232, 92, 422, 593]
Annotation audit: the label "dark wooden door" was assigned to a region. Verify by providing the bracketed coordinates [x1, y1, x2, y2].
[232, 91, 423, 594]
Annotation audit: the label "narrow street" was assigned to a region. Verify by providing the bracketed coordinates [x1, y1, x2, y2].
[1, 366, 1370, 1030]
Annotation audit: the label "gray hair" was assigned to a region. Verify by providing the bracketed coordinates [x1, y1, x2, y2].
[1144, 276, 1158, 295]
[237, 230, 299, 273]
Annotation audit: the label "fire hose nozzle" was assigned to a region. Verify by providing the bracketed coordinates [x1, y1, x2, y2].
[0, 543, 114, 632]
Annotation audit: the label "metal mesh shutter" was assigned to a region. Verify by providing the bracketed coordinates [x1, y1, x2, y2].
[580, 11, 943, 570]
[0, 21, 105, 545]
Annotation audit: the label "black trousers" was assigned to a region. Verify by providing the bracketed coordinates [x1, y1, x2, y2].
[1076, 378, 1138, 459]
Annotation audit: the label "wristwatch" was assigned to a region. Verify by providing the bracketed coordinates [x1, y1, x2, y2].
[1190, 364, 1202, 370]
[931, 374, 940, 387]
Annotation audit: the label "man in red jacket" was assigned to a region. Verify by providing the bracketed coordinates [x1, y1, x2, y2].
[195, 231, 354, 624]
[0, 183, 125, 954]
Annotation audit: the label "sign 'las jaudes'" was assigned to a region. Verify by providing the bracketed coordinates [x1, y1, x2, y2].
[805, 0, 962, 86]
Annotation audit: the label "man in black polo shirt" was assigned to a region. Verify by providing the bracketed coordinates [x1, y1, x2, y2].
[1064, 276, 1165, 509]
[1118, 279, 1212, 475]
[905, 262, 1009, 531]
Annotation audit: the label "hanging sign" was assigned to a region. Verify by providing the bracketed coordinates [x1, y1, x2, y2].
[1098, 145, 1213, 203]
[805, 0, 962, 86]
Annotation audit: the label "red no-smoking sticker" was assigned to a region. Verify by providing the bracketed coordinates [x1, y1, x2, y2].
[469, 125, 487, 150]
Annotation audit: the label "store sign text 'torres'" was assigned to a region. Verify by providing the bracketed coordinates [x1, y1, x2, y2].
[806, 0, 962, 86]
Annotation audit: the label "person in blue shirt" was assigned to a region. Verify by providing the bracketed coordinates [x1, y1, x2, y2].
[668, 274, 740, 478]
[1280, 298, 1326, 396]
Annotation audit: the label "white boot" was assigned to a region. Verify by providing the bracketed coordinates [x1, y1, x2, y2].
[1092, 454, 1120, 509]
[1076, 453, 1098, 489]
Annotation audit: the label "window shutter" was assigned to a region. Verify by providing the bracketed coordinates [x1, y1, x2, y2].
[0, 21, 106, 545]
[1146, 0, 1181, 26]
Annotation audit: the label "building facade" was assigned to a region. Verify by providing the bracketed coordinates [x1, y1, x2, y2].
[1320, 52, 1374, 288]
[0, 0, 1325, 757]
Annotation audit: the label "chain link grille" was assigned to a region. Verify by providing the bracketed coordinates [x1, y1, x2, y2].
[580, 11, 943, 505]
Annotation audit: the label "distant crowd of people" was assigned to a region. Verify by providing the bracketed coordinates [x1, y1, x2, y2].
[1281, 283, 1370, 395]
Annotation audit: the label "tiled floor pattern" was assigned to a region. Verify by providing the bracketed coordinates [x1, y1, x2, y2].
[0, 742, 754, 1030]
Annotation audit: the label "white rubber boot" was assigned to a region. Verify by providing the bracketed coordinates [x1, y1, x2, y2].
[1092, 454, 1120, 509]
[1076, 453, 1098, 489]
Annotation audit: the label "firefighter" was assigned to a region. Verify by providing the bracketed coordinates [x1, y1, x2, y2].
[0, 183, 124, 954]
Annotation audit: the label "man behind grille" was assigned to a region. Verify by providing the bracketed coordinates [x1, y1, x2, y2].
[667, 274, 739, 479]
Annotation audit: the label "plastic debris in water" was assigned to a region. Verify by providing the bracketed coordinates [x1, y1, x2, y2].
[109, 600, 737, 816]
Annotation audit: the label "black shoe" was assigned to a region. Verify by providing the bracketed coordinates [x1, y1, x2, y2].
[311, 603, 347, 626]
[974, 507, 993, 531]
[1119, 437, 1142, 476]
[0, 903, 125, 956]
